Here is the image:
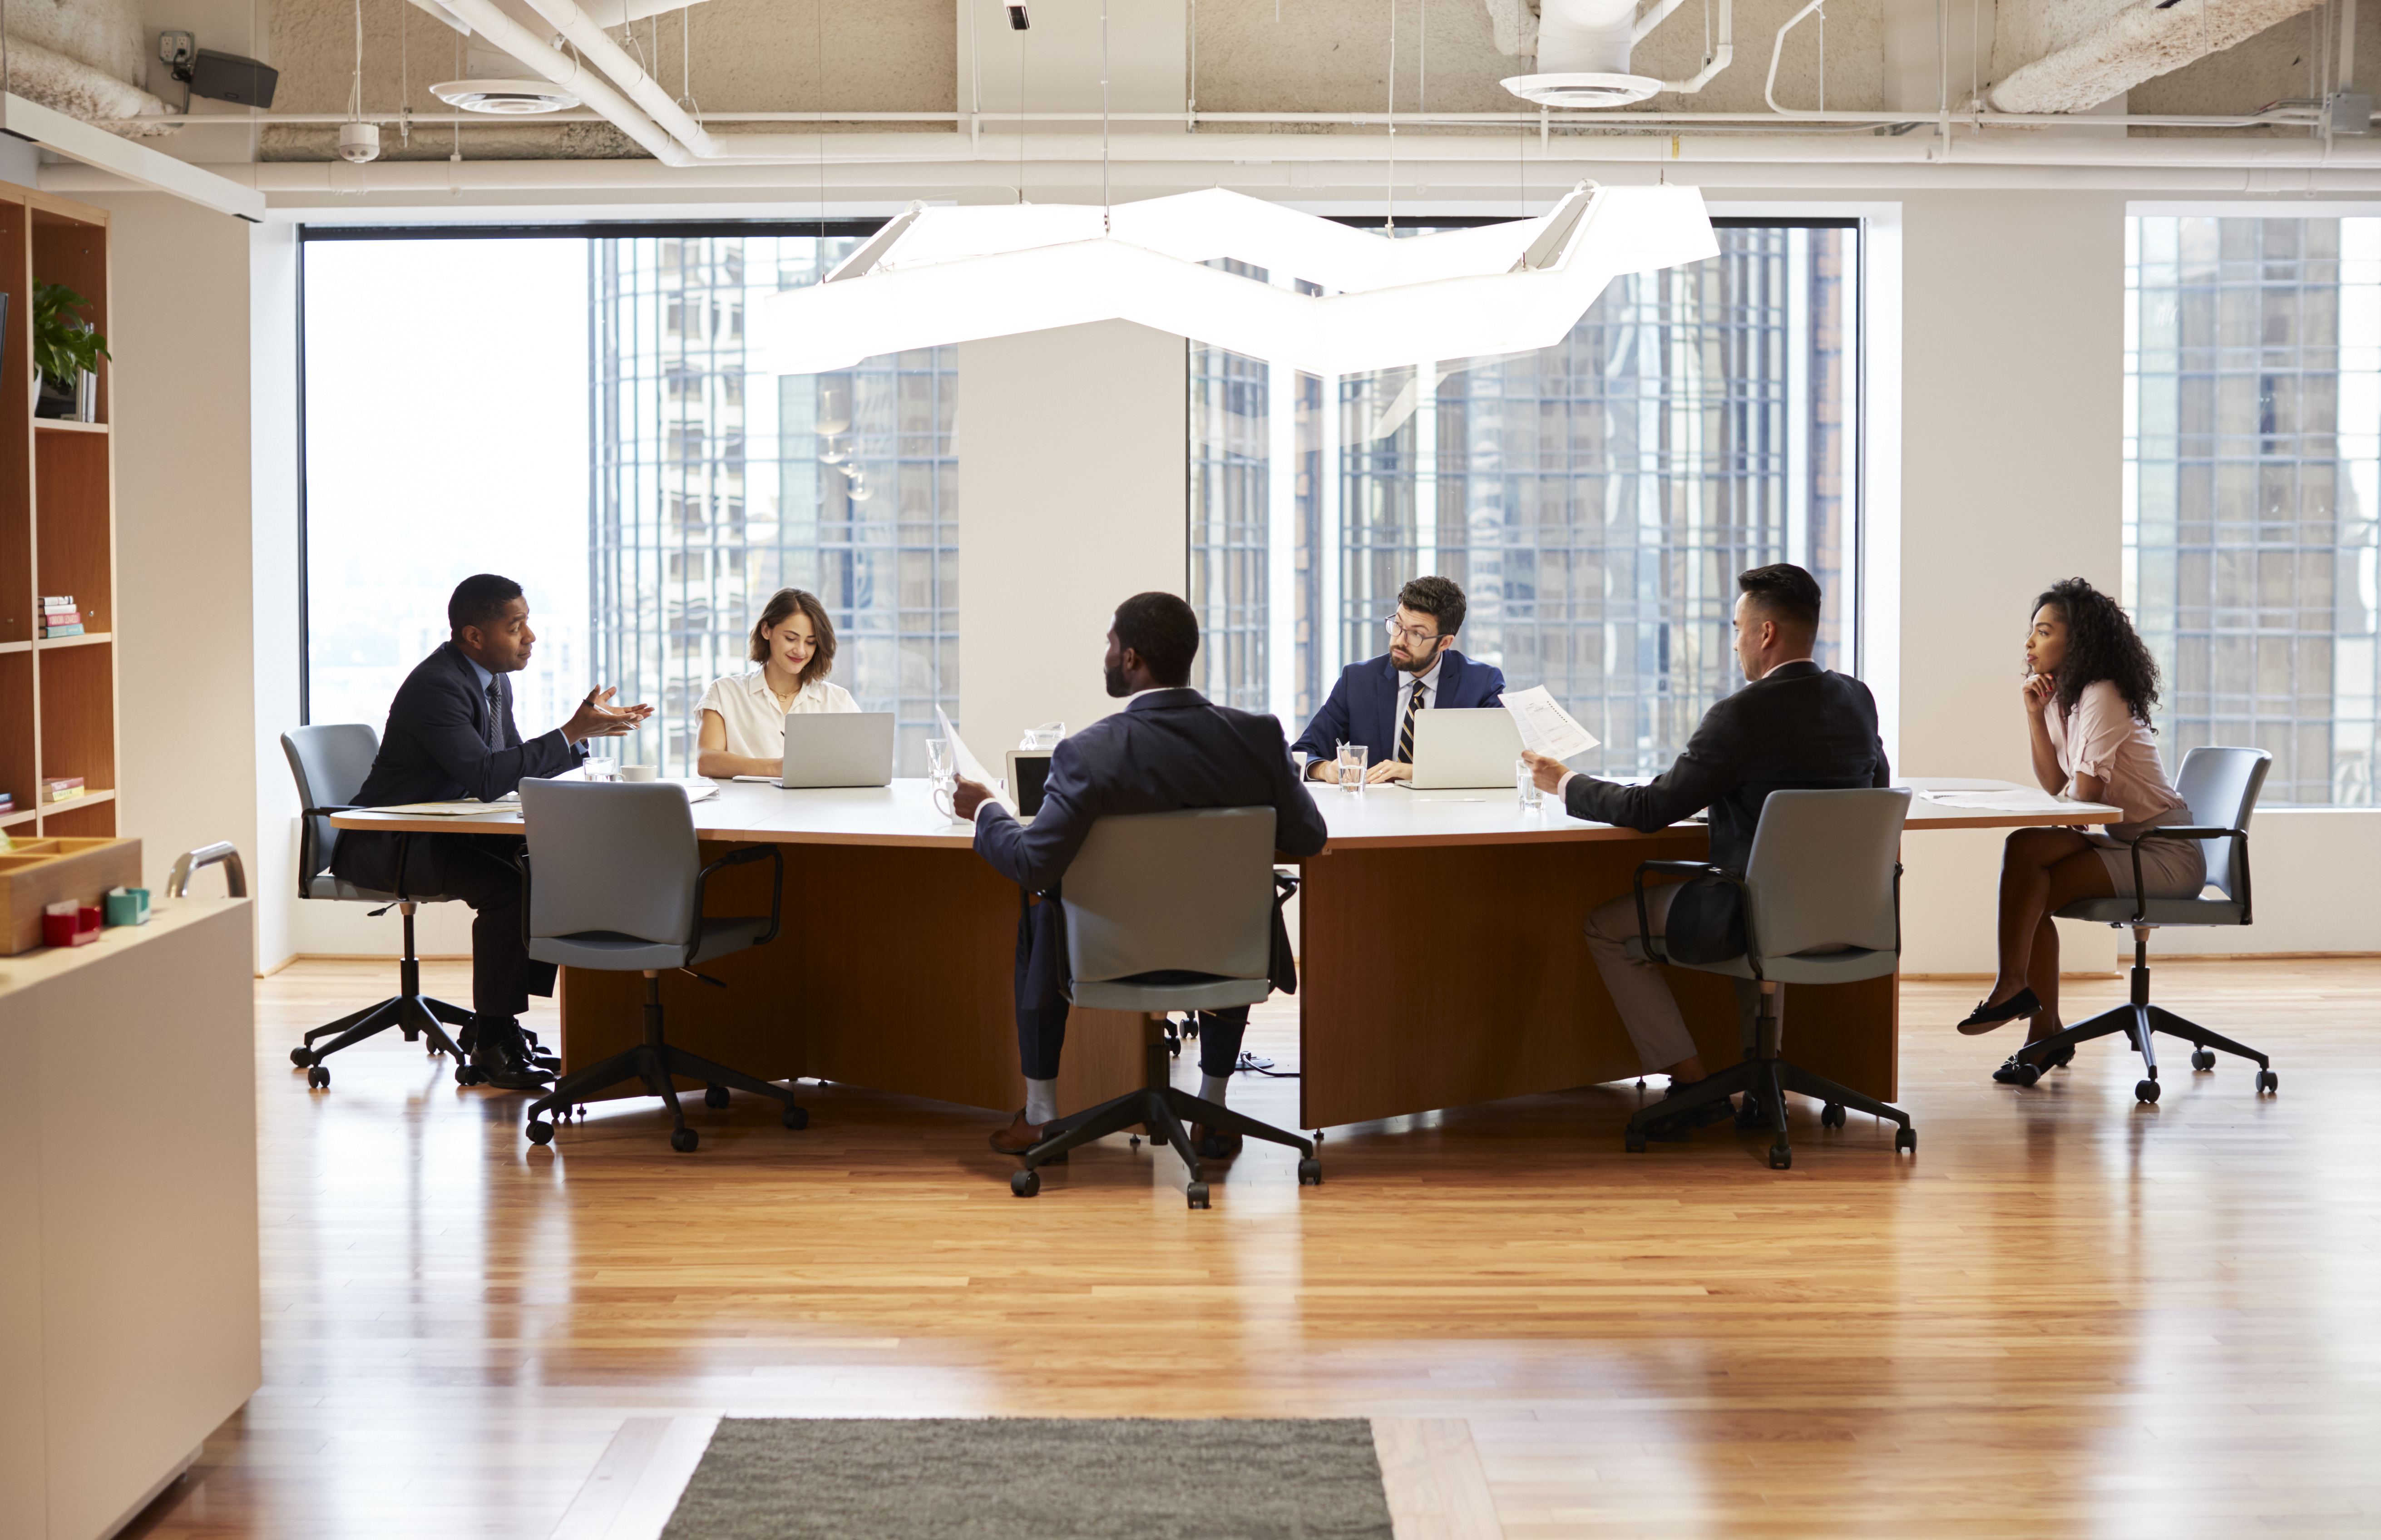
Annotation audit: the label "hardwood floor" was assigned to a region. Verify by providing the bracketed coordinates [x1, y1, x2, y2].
[123, 956, 2381, 1538]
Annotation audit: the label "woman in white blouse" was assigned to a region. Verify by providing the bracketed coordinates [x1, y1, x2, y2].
[695, 588, 859, 777]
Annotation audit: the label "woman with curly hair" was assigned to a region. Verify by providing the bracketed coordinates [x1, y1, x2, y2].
[1956, 578, 2205, 1079]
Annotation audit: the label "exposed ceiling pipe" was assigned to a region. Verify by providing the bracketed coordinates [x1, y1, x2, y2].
[1989, 0, 2327, 115]
[432, 0, 694, 163]
[510, 0, 782, 160]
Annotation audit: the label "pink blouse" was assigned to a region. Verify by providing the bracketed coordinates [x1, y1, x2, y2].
[2042, 679, 2189, 838]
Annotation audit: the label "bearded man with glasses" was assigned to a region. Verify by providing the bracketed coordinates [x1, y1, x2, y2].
[1291, 575, 1506, 785]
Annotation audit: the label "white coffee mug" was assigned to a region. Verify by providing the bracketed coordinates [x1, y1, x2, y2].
[621, 764, 658, 783]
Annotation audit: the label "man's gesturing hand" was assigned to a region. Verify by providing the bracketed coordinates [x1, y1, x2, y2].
[563, 686, 654, 743]
[1521, 749, 1569, 794]
[951, 775, 993, 822]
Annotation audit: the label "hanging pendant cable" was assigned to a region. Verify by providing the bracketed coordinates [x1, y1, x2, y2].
[1018, 17, 1027, 203]
[399, 0, 410, 148]
[1384, 0, 1397, 232]
[1101, 0, 1111, 233]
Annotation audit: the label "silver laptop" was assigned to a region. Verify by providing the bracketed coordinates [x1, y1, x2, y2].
[776, 712, 896, 788]
[1407, 707, 1525, 790]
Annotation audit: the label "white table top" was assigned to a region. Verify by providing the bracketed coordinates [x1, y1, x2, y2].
[327, 776, 2121, 850]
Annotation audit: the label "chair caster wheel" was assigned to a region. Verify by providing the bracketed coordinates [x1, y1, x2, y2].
[780, 1105, 808, 1130]
[1186, 1182, 1211, 1209]
[455, 1065, 486, 1087]
[1624, 1134, 1647, 1153]
[290, 1046, 315, 1068]
[2011, 1063, 2041, 1087]
[526, 1120, 553, 1146]
[669, 1128, 699, 1153]
[1011, 1168, 1040, 1198]
[1820, 1102, 1846, 1130]
[1895, 1125, 1917, 1154]
[2135, 1078, 2160, 1104]
[703, 1083, 730, 1109]
[1768, 1144, 1792, 1170]
[2257, 1069, 2278, 1093]
[1297, 1158, 1323, 1186]
[306, 1066, 330, 1090]
[2191, 1049, 2215, 1071]
[1128, 1135, 1141, 1150]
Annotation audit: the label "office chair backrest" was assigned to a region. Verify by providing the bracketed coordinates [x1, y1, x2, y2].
[1742, 788, 1913, 960]
[1061, 807, 1276, 986]
[282, 724, 381, 888]
[518, 779, 701, 946]
[2174, 745, 2270, 901]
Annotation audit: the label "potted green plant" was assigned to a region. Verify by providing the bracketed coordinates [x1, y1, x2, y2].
[31, 281, 109, 421]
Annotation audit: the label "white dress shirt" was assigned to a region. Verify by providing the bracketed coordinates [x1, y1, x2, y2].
[697, 669, 859, 760]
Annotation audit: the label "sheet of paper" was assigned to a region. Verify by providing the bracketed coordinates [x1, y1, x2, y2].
[1917, 788, 2083, 813]
[369, 798, 520, 817]
[661, 777, 720, 803]
[935, 706, 1010, 813]
[1499, 686, 1600, 761]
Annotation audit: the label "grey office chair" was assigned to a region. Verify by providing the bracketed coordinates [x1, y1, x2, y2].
[283, 725, 482, 1089]
[514, 778, 805, 1152]
[2010, 745, 2278, 1102]
[1011, 806, 1322, 1208]
[1624, 787, 1917, 1170]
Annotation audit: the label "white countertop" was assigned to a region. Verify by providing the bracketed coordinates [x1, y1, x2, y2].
[328, 776, 2119, 850]
[0, 897, 250, 1000]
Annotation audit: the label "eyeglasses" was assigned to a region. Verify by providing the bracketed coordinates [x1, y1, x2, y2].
[1383, 617, 1443, 648]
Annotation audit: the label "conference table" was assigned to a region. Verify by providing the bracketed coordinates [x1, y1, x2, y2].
[332, 776, 2119, 1131]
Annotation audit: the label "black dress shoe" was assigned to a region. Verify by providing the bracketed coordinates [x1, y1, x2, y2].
[1646, 1080, 1738, 1141]
[469, 1015, 553, 1092]
[1192, 1125, 1244, 1160]
[1956, 987, 2041, 1035]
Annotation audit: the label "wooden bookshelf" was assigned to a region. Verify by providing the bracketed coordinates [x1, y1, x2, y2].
[0, 183, 117, 838]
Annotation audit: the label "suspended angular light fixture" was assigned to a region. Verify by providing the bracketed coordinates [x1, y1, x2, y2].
[754, 184, 1717, 380]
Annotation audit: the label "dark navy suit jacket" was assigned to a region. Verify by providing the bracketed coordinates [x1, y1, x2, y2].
[332, 642, 583, 891]
[974, 687, 1329, 894]
[1289, 649, 1507, 766]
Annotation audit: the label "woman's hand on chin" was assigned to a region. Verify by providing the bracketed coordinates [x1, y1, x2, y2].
[2022, 671, 2055, 711]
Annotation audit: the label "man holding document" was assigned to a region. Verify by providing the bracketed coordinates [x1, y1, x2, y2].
[1523, 564, 1889, 1112]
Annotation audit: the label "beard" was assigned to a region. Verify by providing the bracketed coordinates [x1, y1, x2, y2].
[1392, 650, 1433, 674]
[1103, 661, 1132, 698]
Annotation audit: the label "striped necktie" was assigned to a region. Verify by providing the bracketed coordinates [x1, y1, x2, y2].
[1397, 677, 1428, 764]
[484, 679, 505, 750]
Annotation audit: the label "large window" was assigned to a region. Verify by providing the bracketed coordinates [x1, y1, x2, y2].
[2125, 215, 2381, 805]
[1189, 221, 1859, 778]
[304, 226, 957, 778]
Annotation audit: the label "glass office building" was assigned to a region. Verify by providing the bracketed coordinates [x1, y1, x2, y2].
[589, 234, 960, 776]
[2125, 215, 2381, 805]
[1190, 223, 1857, 778]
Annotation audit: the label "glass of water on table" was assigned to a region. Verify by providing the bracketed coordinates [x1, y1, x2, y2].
[1517, 755, 1544, 808]
[1336, 742, 1368, 793]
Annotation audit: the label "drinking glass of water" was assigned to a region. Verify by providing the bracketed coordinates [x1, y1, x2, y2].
[1516, 756, 1544, 809]
[584, 754, 618, 782]
[1337, 742, 1368, 793]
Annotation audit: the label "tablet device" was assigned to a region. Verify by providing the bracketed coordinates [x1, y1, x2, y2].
[1406, 707, 1526, 790]
[1005, 748, 1054, 819]
[776, 712, 896, 788]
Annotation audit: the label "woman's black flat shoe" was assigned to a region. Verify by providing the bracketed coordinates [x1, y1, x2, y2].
[1957, 987, 2041, 1035]
[1992, 1039, 2077, 1084]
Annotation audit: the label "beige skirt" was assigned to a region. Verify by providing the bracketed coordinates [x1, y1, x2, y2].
[2083, 825, 2209, 899]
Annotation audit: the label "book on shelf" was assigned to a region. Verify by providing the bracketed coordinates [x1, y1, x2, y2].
[40, 594, 74, 607]
[41, 777, 85, 804]
[41, 624, 85, 638]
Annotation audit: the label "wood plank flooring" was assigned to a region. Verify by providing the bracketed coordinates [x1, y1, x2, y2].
[121, 957, 2381, 1538]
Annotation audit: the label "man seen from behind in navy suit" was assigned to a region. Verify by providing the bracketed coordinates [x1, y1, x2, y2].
[952, 592, 1329, 1160]
[1291, 574, 1506, 784]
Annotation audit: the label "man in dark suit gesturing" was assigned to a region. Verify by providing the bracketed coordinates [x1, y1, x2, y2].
[953, 592, 1329, 1158]
[1523, 563, 1889, 1112]
[1292, 575, 1505, 784]
[333, 574, 652, 1089]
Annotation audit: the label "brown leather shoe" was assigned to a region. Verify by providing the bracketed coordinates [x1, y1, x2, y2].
[1191, 1124, 1244, 1160]
[988, 1110, 1066, 1161]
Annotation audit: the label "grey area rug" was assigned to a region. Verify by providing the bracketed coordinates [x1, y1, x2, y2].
[659, 1417, 1395, 1540]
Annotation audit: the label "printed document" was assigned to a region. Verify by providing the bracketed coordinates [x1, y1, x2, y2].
[1500, 686, 1600, 761]
[935, 706, 1010, 813]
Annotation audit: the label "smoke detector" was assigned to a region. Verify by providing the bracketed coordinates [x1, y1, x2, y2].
[430, 79, 582, 114]
[337, 121, 381, 163]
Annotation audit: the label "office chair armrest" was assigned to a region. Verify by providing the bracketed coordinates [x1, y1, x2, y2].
[1630, 859, 1731, 967]
[2116, 826, 2250, 925]
[691, 844, 786, 956]
[300, 804, 361, 818]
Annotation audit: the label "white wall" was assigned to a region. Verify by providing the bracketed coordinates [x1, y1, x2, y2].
[81, 190, 270, 960]
[956, 321, 1190, 761]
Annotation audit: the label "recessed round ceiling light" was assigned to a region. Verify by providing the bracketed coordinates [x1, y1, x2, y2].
[430, 79, 581, 114]
[1500, 72, 1664, 109]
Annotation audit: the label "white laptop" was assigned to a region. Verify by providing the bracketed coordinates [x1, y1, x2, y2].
[1004, 748, 1055, 822]
[1406, 707, 1525, 790]
[776, 712, 896, 788]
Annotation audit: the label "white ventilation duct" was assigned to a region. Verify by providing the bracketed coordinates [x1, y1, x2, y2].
[1989, 0, 2327, 116]
[1498, 0, 1732, 107]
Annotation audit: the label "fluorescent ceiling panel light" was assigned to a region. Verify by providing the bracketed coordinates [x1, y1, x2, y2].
[756, 185, 1718, 379]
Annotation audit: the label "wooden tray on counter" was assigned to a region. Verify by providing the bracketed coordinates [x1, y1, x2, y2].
[0, 836, 142, 953]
